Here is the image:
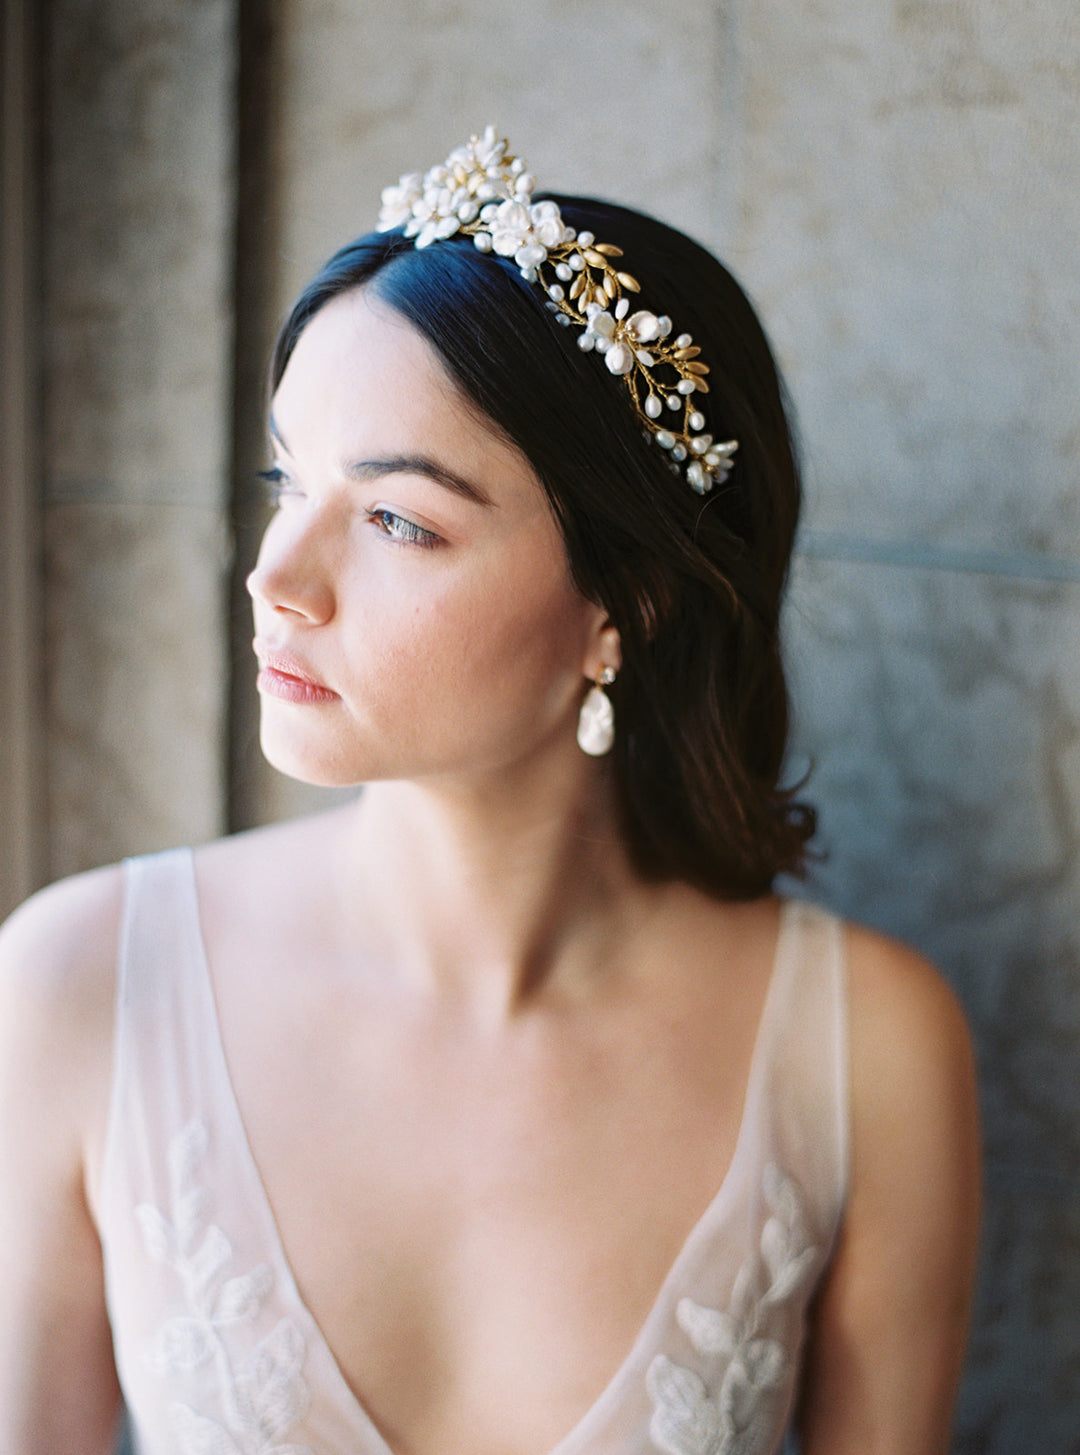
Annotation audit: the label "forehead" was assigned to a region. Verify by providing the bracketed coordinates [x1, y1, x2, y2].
[275, 288, 503, 456]
[275, 283, 567, 547]
[276, 289, 448, 432]
[273, 288, 528, 482]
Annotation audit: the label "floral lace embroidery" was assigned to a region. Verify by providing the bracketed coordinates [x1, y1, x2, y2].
[646, 1164, 819, 1455]
[135, 1119, 312, 1455]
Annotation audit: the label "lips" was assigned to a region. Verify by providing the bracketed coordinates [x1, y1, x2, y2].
[253, 639, 339, 704]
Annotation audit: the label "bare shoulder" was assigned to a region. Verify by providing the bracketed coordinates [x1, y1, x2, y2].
[0, 863, 126, 1056]
[0, 864, 129, 1171]
[840, 919, 980, 1251]
[0, 872, 129, 1449]
[842, 920, 979, 1150]
[843, 916, 968, 1013]
[796, 917, 981, 1453]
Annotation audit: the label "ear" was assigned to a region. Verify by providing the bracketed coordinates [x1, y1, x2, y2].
[582, 615, 623, 682]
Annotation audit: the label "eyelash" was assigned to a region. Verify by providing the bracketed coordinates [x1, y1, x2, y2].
[365, 509, 441, 549]
[257, 467, 293, 506]
[257, 469, 440, 549]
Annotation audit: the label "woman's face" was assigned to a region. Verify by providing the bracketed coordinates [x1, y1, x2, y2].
[247, 287, 611, 789]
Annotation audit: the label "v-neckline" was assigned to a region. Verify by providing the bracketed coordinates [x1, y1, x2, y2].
[182, 850, 796, 1455]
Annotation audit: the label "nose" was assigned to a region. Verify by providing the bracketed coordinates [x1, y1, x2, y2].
[246, 518, 335, 625]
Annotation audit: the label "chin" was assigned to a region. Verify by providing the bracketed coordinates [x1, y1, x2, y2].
[258, 722, 369, 789]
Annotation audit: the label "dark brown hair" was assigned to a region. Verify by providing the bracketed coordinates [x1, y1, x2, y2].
[272, 197, 815, 898]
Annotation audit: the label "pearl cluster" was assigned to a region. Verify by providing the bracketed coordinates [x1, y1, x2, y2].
[378, 128, 739, 494]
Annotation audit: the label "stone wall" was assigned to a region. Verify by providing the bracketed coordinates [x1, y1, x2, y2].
[726, 5, 1080, 1444]
[20, 0, 1080, 1448]
[39, 0, 235, 879]
[1, 0, 45, 913]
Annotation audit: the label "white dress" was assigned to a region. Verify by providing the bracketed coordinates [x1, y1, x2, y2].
[99, 849, 849, 1455]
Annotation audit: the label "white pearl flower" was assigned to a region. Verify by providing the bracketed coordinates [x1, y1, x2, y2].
[529, 200, 567, 249]
[470, 125, 506, 170]
[404, 193, 435, 232]
[377, 172, 424, 230]
[515, 243, 548, 270]
[415, 214, 460, 248]
[585, 311, 617, 342]
[604, 341, 635, 375]
[489, 199, 533, 257]
[627, 310, 661, 343]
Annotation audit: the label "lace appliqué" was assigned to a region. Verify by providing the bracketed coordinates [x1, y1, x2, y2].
[647, 1164, 819, 1455]
[135, 1119, 312, 1455]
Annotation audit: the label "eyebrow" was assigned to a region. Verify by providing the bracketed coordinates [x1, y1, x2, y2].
[345, 456, 494, 508]
[268, 416, 493, 508]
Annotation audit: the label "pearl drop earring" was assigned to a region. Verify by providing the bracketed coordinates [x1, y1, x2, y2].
[577, 666, 617, 757]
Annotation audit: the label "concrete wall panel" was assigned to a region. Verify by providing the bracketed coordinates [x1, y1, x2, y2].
[41, 0, 236, 869]
[721, 0, 1080, 557]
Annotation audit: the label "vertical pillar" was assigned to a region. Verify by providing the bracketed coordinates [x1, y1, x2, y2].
[0, 0, 45, 917]
[40, 0, 238, 877]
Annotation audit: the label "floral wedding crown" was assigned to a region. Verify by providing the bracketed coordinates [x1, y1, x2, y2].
[378, 127, 738, 495]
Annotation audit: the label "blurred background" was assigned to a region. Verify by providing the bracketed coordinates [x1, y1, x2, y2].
[2, 0, 1078, 1448]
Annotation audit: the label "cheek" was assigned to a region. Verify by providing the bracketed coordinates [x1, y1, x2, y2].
[463, 593, 591, 736]
[373, 571, 591, 730]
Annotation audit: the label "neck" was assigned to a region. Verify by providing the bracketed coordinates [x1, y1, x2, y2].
[334, 756, 648, 1015]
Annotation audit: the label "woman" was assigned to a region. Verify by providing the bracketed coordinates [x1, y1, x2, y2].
[0, 129, 980, 1455]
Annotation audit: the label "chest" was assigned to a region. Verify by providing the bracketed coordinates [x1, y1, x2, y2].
[210, 960, 769, 1455]
[107, 860, 846, 1455]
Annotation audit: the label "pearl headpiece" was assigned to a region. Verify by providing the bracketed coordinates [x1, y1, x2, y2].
[378, 127, 738, 495]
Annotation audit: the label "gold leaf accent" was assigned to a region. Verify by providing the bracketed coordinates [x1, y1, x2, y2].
[603, 274, 617, 300]
[692, 378, 710, 393]
[617, 272, 640, 292]
[674, 346, 701, 360]
[685, 361, 710, 375]
[593, 243, 624, 257]
[583, 248, 607, 268]
[569, 274, 585, 301]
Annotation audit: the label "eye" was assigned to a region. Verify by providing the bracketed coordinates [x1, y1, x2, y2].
[366, 508, 441, 549]
[257, 467, 302, 507]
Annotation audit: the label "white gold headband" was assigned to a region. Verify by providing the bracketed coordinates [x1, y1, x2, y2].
[377, 127, 738, 495]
